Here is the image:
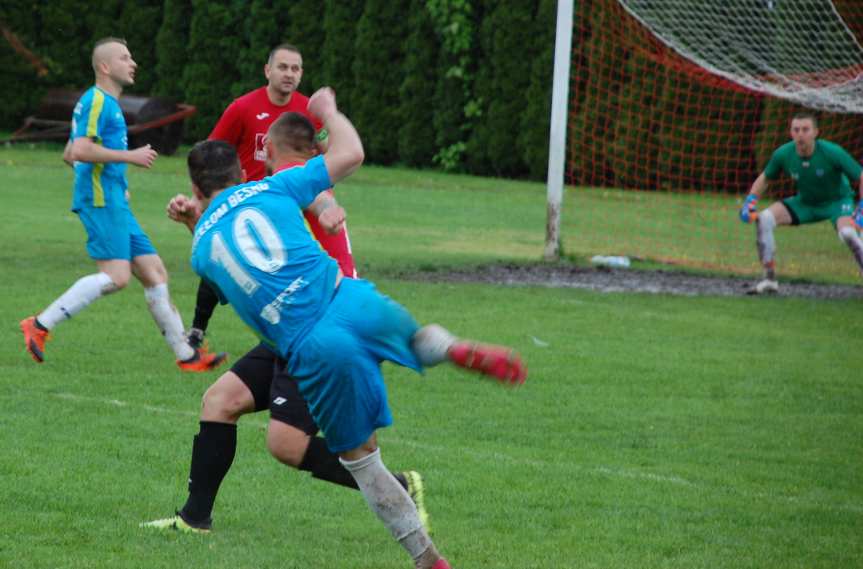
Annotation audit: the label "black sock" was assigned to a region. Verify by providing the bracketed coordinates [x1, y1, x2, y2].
[298, 437, 359, 489]
[180, 421, 237, 523]
[192, 279, 220, 332]
[297, 437, 409, 491]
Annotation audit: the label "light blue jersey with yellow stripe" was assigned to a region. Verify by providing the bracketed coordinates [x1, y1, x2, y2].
[70, 86, 128, 209]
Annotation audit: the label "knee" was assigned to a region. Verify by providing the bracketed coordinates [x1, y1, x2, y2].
[201, 380, 250, 423]
[135, 257, 168, 288]
[267, 433, 307, 468]
[142, 265, 168, 288]
[101, 267, 131, 290]
[412, 324, 456, 367]
[757, 209, 776, 231]
[110, 273, 130, 290]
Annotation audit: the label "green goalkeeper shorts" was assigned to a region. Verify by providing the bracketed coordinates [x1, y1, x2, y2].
[781, 194, 855, 226]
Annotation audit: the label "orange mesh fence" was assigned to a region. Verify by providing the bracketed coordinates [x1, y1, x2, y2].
[565, 0, 863, 281]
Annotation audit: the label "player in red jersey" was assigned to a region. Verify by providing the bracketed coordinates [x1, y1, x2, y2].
[208, 44, 326, 181]
[142, 48, 419, 533]
[189, 43, 355, 350]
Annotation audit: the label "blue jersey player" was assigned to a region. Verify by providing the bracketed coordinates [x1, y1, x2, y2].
[20, 37, 225, 372]
[183, 88, 526, 569]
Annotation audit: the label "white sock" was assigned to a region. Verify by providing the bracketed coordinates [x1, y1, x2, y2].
[37, 272, 118, 330]
[144, 283, 195, 361]
[838, 226, 863, 274]
[756, 209, 776, 274]
[340, 449, 434, 563]
[412, 324, 456, 367]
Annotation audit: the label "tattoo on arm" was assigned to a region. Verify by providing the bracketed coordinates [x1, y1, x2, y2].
[308, 192, 337, 217]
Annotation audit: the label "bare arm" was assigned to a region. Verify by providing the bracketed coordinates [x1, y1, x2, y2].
[307, 190, 346, 235]
[308, 88, 364, 185]
[748, 172, 768, 198]
[62, 140, 74, 167]
[69, 137, 158, 168]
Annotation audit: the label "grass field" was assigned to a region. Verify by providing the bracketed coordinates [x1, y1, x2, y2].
[1, 143, 861, 569]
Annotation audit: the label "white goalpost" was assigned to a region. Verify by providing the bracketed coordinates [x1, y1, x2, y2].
[544, 0, 573, 261]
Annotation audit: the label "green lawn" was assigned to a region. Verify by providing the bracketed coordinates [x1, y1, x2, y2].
[0, 144, 861, 568]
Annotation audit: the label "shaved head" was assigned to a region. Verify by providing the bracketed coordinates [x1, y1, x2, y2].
[90, 37, 136, 92]
[91, 37, 127, 72]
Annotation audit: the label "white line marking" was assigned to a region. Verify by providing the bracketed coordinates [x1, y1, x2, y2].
[51, 391, 863, 514]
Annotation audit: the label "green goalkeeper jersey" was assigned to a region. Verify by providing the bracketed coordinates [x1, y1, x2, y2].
[764, 139, 862, 205]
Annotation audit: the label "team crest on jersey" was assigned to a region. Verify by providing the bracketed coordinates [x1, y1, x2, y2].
[256, 112, 270, 120]
[254, 133, 268, 161]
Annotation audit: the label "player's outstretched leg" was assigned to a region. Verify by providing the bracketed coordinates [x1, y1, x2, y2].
[20, 272, 121, 362]
[412, 324, 527, 385]
[449, 342, 527, 385]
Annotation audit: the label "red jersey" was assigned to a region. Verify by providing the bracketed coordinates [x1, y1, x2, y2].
[276, 161, 358, 279]
[208, 87, 324, 181]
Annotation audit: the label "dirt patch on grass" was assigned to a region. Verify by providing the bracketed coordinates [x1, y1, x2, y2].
[398, 263, 863, 300]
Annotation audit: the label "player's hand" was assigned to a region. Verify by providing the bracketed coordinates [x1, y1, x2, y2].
[318, 205, 346, 235]
[128, 144, 158, 168]
[166, 193, 201, 225]
[308, 87, 338, 122]
[740, 194, 758, 223]
[853, 201, 863, 230]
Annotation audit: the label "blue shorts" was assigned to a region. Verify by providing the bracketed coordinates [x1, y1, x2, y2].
[75, 204, 157, 260]
[286, 278, 423, 453]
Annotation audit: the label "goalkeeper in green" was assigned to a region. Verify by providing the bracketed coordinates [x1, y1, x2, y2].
[739, 111, 863, 294]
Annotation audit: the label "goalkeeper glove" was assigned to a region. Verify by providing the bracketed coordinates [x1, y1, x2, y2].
[740, 194, 758, 224]
[853, 201, 863, 229]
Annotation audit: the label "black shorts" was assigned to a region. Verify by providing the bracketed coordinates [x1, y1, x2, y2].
[230, 343, 318, 435]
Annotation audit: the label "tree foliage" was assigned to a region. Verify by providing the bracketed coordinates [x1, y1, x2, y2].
[397, 0, 439, 167]
[182, 0, 245, 140]
[3, 0, 557, 177]
[351, 0, 410, 165]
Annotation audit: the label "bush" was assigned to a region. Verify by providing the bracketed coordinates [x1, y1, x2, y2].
[398, 0, 439, 167]
[351, 0, 410, 164]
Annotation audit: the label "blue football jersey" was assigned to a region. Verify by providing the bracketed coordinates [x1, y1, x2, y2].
[190, 155, 338, 356]
[70, 86, 129, 209]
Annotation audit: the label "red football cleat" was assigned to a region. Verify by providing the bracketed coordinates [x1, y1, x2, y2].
[177, 347, 228, 372]
[431, 558, 452, 569]
[20, 316, 50, 363]
[448, 342, 527, 385]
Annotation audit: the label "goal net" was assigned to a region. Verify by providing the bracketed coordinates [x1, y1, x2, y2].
[566, 0, 863, 281]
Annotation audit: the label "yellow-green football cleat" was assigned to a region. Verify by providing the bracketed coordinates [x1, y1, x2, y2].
[403, 470, 430, 532]
[140, 513, 211, 534]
